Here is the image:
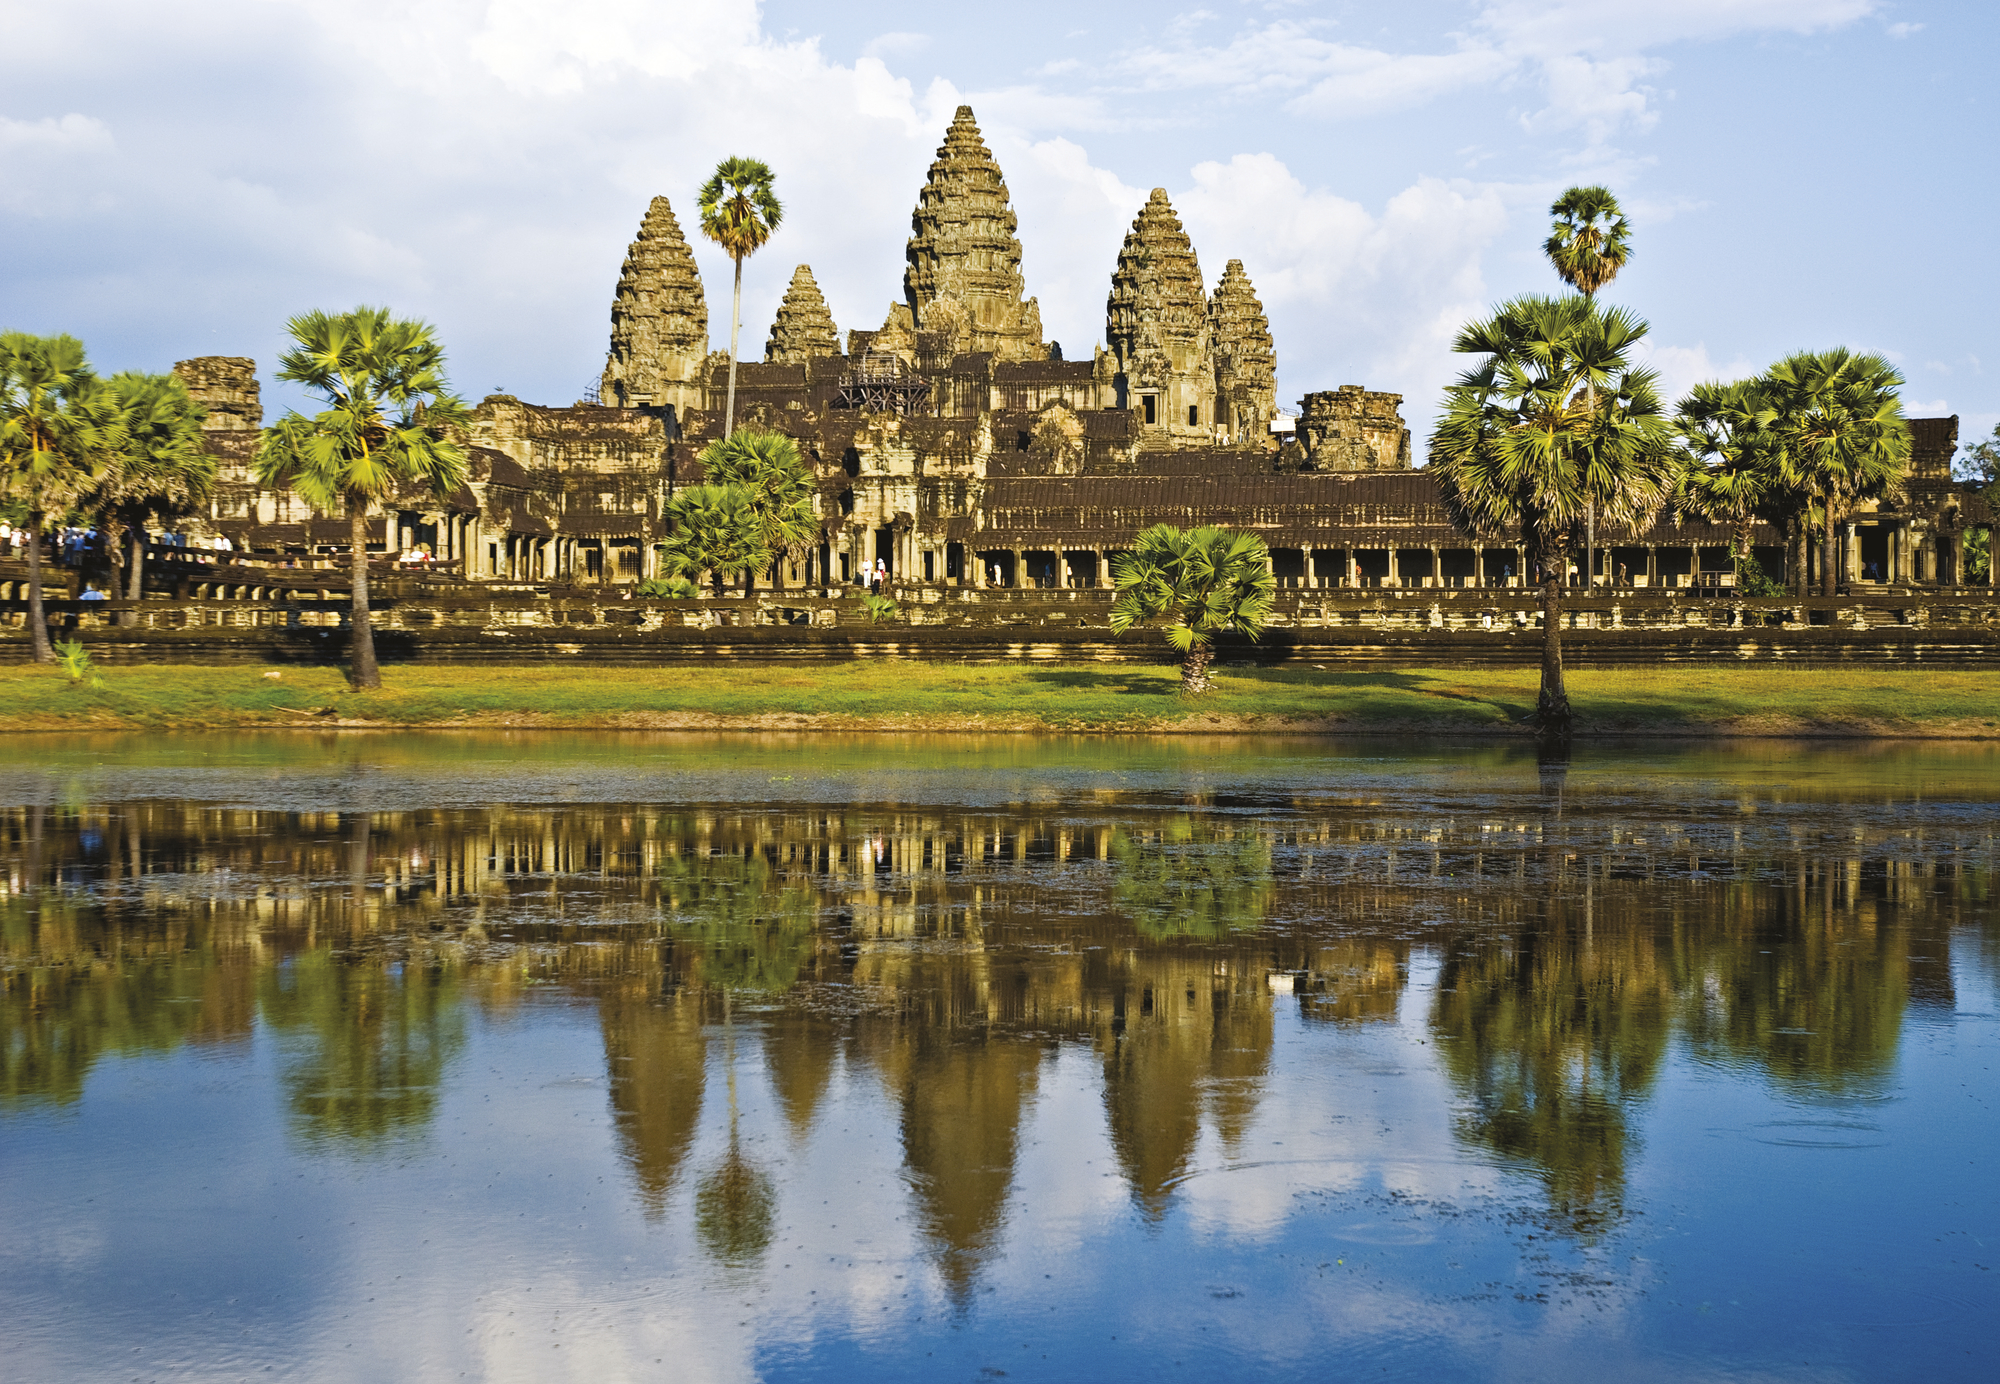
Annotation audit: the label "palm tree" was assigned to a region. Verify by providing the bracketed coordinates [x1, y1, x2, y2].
[1430, 295, 1680, 738]
[1761, 350, 1910, 596]
[698, 158, 783, 437]
[697, 427, 818, 591]
[1108, 524, 1274, 695]
[0, 333, 119, 663]
[1543, 186, 1632, 298]
[252, 308, 469, 690]
[1676, 378, 1786, 580]
[86, 372, 214, 623]
[1544, 186, 1633, 587]
[659, 483, 761, 594]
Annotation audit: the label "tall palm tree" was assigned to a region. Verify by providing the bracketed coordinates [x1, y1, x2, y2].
[1109, 524, 1275, 695]
[252, 308, 469, 690]
[1676, 378, 1785, 577]
[1543, 186, 1632, 298]
[698, 158, 783, 437]
[1544, 186, 1633, 587]
[0, 333, 119, 663]
[1430, 295, 1680, 738]
[87, 372, 214, 623]
[1761, 349, 1910, 596]
[658, 483, 761, 594]
[696, 427, 818, 591]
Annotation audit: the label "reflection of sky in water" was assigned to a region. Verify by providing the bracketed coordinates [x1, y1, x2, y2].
[2, 735, 1997, 1382]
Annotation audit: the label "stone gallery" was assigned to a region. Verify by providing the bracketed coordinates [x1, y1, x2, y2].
[175, 107, 1979, 594]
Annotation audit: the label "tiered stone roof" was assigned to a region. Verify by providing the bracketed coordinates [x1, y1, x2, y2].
[600, 195, 708, 407]
[903, 105, 1045, 362]
[1208, 259, 1275, 439]
[1106, 189, 1210, 392]
[765, 265, 841, 363]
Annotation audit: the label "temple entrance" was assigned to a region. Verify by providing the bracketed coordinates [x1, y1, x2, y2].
[1354, 549, 1391, 586]
[1270, 548, 1307, 589]
[1023, 550, 1059, 589]
[874, 528, 895, 580]
[979, 551, 1016, 587]
[1311, 550, 1345, 587]
[1859, 526, 1890, 582]
[1062, 550, 1098, 588]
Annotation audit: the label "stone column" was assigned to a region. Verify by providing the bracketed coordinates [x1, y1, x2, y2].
[1301, 545, 1314, 589]
[1645, 545, 1657, 588]
[1430, 545, 1441, 589]
[1845, 522, 1860, 584]
[1386, 546, 1398, 588]
[1346, 549, 1358, 588]
[1011, 547, 1025, 589]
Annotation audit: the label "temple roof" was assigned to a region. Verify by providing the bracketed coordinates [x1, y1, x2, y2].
[600, 195, 708, 406]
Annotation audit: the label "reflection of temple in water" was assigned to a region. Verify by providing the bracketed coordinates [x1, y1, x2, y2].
[4, 793, 1993, 1269]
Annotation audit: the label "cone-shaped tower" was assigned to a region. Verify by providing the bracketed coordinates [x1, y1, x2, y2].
[1208, 259, 1276, 444]
[764, 265, 842, 364]
[600, 195, 709, 412]
[1106, 189, 1213, 438]
[904, 105, 1046, 362]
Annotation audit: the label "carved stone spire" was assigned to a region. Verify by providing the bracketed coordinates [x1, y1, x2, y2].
[1208, 259, 1276, 444]
[764, 265, 842, 364]
[1106, 188, 1212, 437]
[904, 105, 1045, 362]
[600, 195, 708, 410]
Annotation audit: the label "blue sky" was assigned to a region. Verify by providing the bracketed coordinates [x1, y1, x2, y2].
[2, 0, 1992, 447]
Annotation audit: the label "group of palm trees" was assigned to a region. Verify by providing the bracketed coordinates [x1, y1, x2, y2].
[1427, 186, 1913, 737]
[0, 333, 214, 663]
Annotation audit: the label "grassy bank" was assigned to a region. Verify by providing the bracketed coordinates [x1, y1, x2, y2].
[0, 662, 1995, 736]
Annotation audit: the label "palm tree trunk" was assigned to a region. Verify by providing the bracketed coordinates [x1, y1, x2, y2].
[725, 254, 743, 436]
[1821, 497, 1839, 598]
[126, 525, 146, 606]
[349, 499, 381, 690]
[1537, 569, 1571, 739]
[1180, 644, 1214, 696]
[26, 507, 53, 664]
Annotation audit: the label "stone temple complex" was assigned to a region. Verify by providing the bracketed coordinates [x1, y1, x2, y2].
[170, 105, 1983, 597]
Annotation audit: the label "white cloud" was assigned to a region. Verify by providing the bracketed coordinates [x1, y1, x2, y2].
[1176, 155, 1512, 415]
[1631, 341, 1761, 406]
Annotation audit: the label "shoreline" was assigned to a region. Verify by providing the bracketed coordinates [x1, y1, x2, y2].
[2, 663, 1994, 740]
[3, 711, 1996, 739]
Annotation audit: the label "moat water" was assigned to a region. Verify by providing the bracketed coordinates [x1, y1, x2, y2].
[3, 733, 1996, 1383]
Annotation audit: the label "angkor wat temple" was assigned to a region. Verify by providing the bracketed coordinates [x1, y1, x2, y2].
[175, 105, 1984, 594]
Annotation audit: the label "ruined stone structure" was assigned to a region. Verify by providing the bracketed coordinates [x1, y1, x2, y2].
[764, 266, 841, 364]
[159, 105, 1989, 606]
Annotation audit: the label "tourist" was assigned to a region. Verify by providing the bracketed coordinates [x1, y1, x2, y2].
[873, 558, 886, 592]
[1618, 562, 1629, 585]
[80, 584, 107, 602]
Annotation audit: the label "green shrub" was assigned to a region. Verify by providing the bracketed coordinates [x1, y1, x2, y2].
[858, 592, 901, 624]
[55, 640, 105, 688]
[636, 575, 700, 599]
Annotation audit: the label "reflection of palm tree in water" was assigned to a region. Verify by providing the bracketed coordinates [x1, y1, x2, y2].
[1432, 898, 1671, 1236]
[1110, 817, 1274, 940]
[695, 992, 775, 1267]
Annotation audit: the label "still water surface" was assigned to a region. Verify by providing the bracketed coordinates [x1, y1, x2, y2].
[2, 734, 1997, 1382]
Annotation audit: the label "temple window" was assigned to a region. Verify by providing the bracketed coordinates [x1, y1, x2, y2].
[1142, 395, 1157, 425]
[1188, 405, 1199, 427]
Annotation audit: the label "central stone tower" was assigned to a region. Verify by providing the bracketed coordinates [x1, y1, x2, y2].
[903, 105, 1046, 362]
[1106, 189, 1214, 439]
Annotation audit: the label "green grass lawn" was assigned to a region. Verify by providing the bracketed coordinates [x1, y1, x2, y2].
[1, 661, 1995, 734]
